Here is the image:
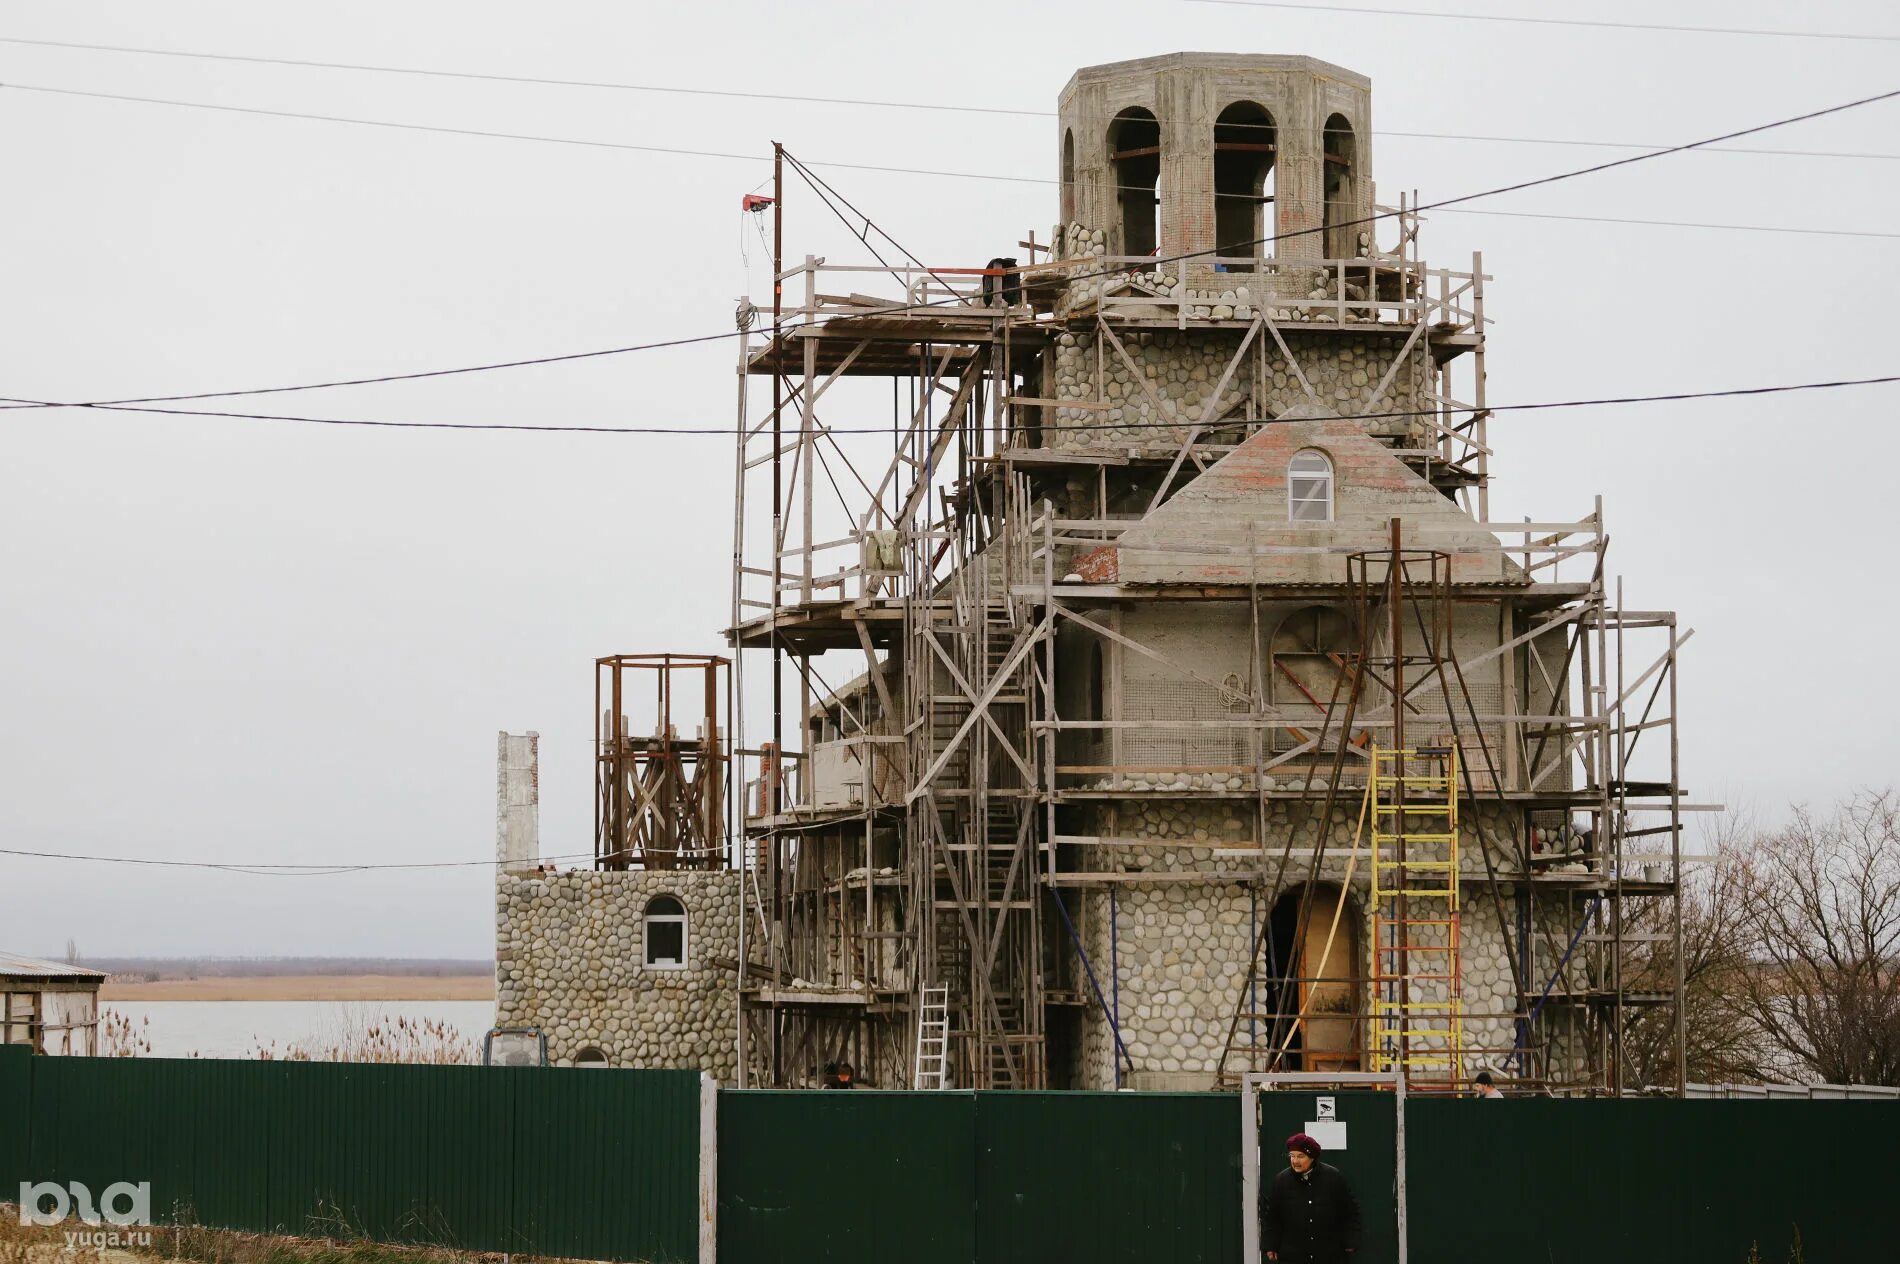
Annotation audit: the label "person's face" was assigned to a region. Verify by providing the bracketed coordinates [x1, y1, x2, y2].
[1288, 1149, 1314, 1173]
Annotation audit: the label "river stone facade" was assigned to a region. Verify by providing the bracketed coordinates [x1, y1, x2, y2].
[1073, 799, 1529, 1090]
[1045, 221, 1432, 453]
[495, 869, 739, 1079]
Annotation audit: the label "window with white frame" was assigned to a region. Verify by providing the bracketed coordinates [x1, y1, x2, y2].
[643, 895, 688, 969]
[1288, 449, 1334, 521]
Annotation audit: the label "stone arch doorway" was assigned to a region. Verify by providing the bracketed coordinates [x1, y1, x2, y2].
[1265, 882, 1362, 1072]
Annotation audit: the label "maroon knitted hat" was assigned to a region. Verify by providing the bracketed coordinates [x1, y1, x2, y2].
[1285, 1132, 1322, 1157]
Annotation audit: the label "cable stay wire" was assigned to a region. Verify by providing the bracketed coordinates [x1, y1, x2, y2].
[1183, 0, 1900, 42]
[4, 34, 1897, 161]
[9, 374, 1900, 437]
[5, 84, 1898, 414]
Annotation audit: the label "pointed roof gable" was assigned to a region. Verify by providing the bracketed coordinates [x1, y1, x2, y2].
[1074, 417, 1520, 586]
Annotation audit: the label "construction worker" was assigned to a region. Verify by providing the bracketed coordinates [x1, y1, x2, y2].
[821, 1060, 855, 1089]
[1261, 1132, 1361, 1263]
[1474, 1070, 1505, 1099]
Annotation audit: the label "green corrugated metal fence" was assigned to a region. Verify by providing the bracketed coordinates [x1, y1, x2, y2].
[973, 1092, 1238, 1264]
[10, 1044, 1900, 1264]
[1406, 1097, 1900, 1263]
[716, 1090, 1240, 1264]
[717, 1090, 976, 1264]
[2, 1048, 702, 1264]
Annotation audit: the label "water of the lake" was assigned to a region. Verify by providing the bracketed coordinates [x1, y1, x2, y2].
[101, 1000, 498, 1060]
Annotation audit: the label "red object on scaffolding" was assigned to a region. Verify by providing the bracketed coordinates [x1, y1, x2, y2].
[742, 194, 775, 213]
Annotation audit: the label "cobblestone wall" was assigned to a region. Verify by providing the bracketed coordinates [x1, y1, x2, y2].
[1074, 799, 1536, 1088]
[1045, 222, 1430, 451]
[495, 868, 739, 1079]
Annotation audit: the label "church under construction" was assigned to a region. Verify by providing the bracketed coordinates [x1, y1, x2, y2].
[494, 51, 1691, 1097]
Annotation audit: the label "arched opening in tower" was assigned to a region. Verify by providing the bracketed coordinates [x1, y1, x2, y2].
[1061, 128, 1076, 226]
[1214, 101, 1276, 268]
[1323, 113, 1357, 258]
[1107, 107, 1161, 257]
[1266, 882, 1362, 1072]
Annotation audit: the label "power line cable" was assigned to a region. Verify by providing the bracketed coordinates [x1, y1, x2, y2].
[10, 374, 1899, 436]
[8, 84, 1897, 415]
[1183, 0, 1900, 42]
[4, 34, 1895, 162]
[0, 844, 605, 876]
[1054, 85, 1900, 292]
[0, 329, 755, 411]
[0, 78, 1889, 277]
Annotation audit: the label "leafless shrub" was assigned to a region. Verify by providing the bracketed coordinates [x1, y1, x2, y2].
[1731, 792, 1900, 1085]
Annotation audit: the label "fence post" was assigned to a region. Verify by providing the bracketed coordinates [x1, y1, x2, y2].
[698, 1073, 718, 1264]
[1394, 1074, 1408, 1264]
[1239, 1081, 1259, 1263]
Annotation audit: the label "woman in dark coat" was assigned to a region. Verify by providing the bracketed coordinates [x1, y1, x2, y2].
[1261, 1132, 1362, 1263]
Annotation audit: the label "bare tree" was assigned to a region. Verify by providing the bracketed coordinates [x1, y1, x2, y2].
[1622, 820, 1769, 1087]
[1732, 792, 1900, 1085]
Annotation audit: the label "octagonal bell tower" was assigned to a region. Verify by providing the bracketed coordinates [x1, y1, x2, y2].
[1058, 53, 1373, 273]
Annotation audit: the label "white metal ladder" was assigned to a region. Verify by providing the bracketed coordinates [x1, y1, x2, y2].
[913, 985, 950, 1089]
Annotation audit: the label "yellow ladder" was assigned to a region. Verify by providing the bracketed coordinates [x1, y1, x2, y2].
[1366, 745, 1465, 1086]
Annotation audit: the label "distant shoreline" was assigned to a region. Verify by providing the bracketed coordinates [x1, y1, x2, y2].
[99, 973, 494, 1002]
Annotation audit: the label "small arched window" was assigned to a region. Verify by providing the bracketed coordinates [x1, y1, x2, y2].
[574, 1046, 611, 1068]
[1288, 450, 1334, 522]
[643, 895, 688, 969]
[1107, 108, 1161, 257]
[1060, 129, 1076, 226]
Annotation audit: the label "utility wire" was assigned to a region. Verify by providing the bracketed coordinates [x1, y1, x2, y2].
[0, 329, 754, 411]
[1061, 85, 1900, 291]
[1, 79, 1893, 257]
[4, 34, 1895, 162]
[8, 84, 1897, 415]
[0, 844, 604, 876]
[1184, 0, 1900, 42]
[10, 374, 1899, 437]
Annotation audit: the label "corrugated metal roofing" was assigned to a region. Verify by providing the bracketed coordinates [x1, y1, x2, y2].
[0, 951, 108, 981]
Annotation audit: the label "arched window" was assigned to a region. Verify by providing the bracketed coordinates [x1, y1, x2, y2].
[1214, 102, 1276, 267]
[1107, 108, 1160, 257]
[1323, 114, 1357, 258]
[1267, 606, 1352, 753]
[1060, 128, 1076, 226]
[1288, 450, 1334, 522]
[643, 895, 688, 969]
[574, 1046, 610, 1068]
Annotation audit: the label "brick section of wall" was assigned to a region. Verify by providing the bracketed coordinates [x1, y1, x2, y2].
[1076, 416, 1516, 585]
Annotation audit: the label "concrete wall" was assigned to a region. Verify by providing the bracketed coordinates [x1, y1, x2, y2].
[495, 869, 739, 1078]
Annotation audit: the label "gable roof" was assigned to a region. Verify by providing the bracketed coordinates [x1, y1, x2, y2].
[1074, 417, 1521, 586]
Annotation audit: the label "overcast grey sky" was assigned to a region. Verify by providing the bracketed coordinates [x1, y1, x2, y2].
[4, 1, 1896, 958]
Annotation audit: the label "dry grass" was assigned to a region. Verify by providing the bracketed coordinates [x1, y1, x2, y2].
[1, 1208, 590, 1264]
[98, 977, 491, 1003]
[245, 1013, 476, 1065]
